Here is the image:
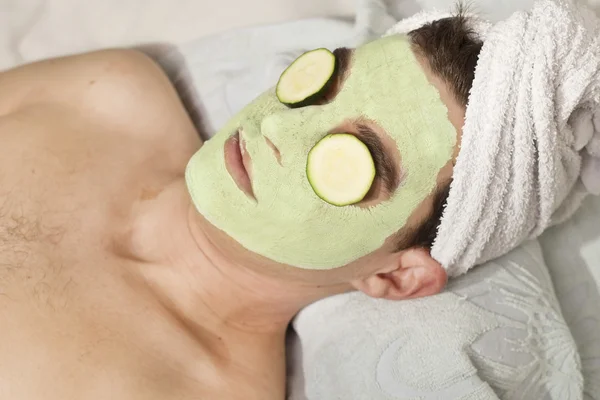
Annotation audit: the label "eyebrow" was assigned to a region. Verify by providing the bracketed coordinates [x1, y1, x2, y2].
[333, 47, 352, 72]
[332, 47, 352, 79]
[355, 124, 400, 194]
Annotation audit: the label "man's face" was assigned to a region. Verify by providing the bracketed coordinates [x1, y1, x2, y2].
[186, 35, 458, 270]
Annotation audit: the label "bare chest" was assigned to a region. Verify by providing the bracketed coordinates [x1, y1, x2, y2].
[0, 107, 210, 399]
[0, 107, 284, 400]
[0, 108, 159, 302]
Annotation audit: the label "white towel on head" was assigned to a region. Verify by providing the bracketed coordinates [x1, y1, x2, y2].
[388, 0, 600, 277]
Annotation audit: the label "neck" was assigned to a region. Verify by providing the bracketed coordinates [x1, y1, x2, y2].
[186, 219, 339, 333]
[130, 179, 347, 340]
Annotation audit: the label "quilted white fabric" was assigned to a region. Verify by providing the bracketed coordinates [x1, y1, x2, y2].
[288, 242, 583, 399]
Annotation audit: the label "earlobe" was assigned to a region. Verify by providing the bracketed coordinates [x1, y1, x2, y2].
[352, 248, 447, 300]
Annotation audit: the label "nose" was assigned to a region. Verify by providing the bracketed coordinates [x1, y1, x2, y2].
[260, 106, 317, 140]
[259, 104, 323, 158]
[260, 112, 287, 139]
[260, 111, 305, 163]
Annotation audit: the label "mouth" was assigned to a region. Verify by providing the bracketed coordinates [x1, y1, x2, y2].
[224, 130, 255, 199]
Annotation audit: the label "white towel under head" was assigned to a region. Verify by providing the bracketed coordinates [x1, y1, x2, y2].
[386, 0, 600, 277]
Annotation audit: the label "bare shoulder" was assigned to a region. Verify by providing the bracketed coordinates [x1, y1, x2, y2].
[69, 49, 190, 121]
[0, 49, 201, 147]
[0, 49, 164, 112]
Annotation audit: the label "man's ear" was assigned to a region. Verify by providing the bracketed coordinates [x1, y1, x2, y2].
[351, 248, 447, 300]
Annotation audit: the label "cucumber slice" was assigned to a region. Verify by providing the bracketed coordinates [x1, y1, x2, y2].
[276, 48, 336, 108]
[307, 134, 376, 206]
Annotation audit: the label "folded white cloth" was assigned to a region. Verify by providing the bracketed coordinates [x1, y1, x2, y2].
[389, 0, 600, 277]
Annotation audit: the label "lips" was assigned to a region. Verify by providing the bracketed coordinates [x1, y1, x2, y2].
[224, 131, 255, 199]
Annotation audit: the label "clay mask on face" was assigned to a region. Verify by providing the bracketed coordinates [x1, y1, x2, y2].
[186, 35, 456, 269]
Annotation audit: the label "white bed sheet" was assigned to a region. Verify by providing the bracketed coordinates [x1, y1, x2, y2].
[1, 0, 599, 398]
[0, 0, 357, 69]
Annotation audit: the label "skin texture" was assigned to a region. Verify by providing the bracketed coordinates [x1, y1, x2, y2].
[0, 39, 464, 399]
[186, 35, 457, 269]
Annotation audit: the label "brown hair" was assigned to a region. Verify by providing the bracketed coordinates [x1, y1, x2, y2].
[396, 9, 483, 251]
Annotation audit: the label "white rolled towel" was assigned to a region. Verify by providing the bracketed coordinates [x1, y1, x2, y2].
[387, 0, 600, 277]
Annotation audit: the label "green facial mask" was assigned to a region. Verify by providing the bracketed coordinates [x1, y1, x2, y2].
[186, 35, 456, 269]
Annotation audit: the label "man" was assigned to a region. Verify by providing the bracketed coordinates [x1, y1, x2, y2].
[0, 13, 478, 398]
[2, 6, 585, 397]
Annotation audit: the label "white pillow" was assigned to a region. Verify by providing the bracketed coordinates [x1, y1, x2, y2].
[287, 241, 582, 400]
[539, 196, 600, 400]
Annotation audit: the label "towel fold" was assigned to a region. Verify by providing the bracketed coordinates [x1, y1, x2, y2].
[388, 0, 600, 276]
